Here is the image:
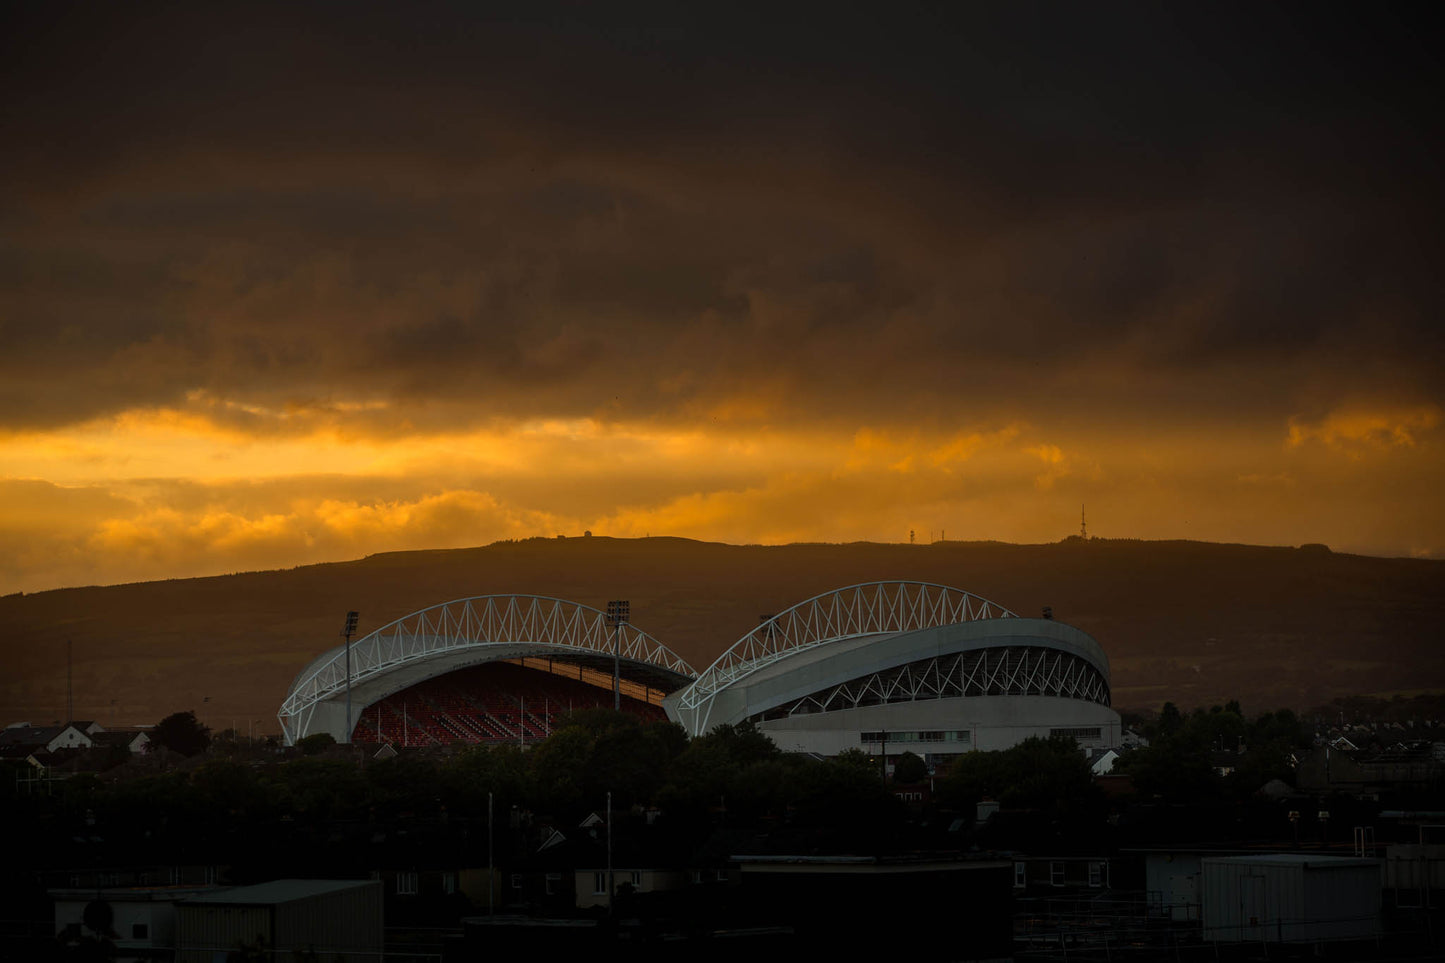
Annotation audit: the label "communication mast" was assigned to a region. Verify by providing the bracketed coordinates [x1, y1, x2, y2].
[1081, 505, 1088, 540]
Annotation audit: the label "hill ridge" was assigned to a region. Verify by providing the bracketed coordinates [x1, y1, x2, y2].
[2, 537, 1440, 731]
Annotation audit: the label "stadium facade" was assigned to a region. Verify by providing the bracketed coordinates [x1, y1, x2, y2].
[665, 582, 1119, 763]
[279, 582, 1119, 760]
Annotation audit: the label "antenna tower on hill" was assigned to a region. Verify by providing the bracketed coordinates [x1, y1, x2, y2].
[1081, 505, 1088, 540]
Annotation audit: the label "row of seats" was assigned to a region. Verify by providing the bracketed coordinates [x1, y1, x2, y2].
[352, 661, 665, 746]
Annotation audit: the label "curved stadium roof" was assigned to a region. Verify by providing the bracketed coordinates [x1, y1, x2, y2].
[661, 581, 1106, 736]
[278, 594, 697, 744]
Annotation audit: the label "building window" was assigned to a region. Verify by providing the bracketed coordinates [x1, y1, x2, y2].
[397, 872, 418, 895]
[716, 868, 728, 882]
[593, 872, 607, 895]
[630, 871, 642, 887]
[1050, 727, 1102, 741]
[132, 923, 149, 940]
[168, 867, 181, 885]
[442, 872, 456, 895]
[510, 874, 522, 891]
[1089, 861, 1106, 888]
[545, 873, 560, 896]
[203, 866, 216, 885]
[1014, 862, 1027, 888]
[1050, 862, 1065, 887]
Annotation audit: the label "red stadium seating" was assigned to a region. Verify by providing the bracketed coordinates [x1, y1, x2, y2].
[356, 661, 666, 746]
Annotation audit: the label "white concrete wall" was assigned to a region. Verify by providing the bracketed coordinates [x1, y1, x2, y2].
[757, 695, 1121, 755]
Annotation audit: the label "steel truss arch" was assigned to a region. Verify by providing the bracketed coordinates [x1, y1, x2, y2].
[675, 581, 1016, 732]
[278, 595, 696, 744]
[750, 646, 1111, 723]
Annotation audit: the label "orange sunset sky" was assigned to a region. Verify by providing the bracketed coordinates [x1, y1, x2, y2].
[1, 3, 1441, 596]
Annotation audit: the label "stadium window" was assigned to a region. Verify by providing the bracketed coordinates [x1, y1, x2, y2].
[1050, 862, 1065, 887]
[1014, 862, 1027, 888]
[397, 872, 418, 895]
[1050, 727, 1102, 741]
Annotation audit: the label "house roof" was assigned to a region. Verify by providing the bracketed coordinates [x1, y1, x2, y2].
[1201, 854, 1380, 869]
[182, 879, 376, 905]
[0, 726, 64, 746]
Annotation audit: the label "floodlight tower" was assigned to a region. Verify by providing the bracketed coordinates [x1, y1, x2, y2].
[342, 611, 360, 742]
[606, 600, 629, 710]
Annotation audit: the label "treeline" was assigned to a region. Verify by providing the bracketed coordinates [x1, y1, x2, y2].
[9, 698, 1410, 875]
[7, 711, 912, 870]
[1115, 701, 1311, 802]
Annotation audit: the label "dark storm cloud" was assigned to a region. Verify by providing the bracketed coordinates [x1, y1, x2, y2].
[1, 2, 1441, 432]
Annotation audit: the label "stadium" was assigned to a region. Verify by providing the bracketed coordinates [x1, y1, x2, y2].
[278, 582, 1120, 761]
[667, 582, 1120, 765]
[277, 595, 696, 746]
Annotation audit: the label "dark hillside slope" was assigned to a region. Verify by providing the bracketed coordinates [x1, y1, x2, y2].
[1, 537, 1440, 731]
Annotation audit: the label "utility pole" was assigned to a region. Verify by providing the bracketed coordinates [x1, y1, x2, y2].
[606, 790, 614, 917]
[488, 792, 495, 915]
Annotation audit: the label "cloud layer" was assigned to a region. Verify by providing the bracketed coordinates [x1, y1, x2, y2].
[1, 3, 1441, 591]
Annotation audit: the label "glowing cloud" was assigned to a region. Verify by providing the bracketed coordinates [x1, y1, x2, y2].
[1287, 406, 1442, 455]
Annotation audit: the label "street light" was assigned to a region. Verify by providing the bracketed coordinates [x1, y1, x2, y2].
[342, 611, 360, 743]
[606, 601, 629, 711]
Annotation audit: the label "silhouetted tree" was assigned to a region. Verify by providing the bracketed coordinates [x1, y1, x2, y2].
[149, 710, 211, 756]
[296, 732, 336, 755]
[937, 736, 1097, 817]
[893, 751, 927, 784]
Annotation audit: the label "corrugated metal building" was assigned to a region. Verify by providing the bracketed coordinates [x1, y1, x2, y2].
[1201, 855, 1381, 944]
[175, 879, 382, 963]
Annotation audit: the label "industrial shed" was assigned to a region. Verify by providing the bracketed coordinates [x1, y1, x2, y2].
[175, 879, 382, 963]
[1201, 854, 1381, 944]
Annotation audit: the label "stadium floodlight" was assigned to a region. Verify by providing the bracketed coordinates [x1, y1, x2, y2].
[606, 600, 629, 710]
[342, 611, 360, 743]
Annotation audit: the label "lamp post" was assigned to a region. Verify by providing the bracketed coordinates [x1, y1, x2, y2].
[342, 611, 359, 743]
[606, 600, 629, 711]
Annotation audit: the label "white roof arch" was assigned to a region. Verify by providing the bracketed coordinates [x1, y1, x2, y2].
[669, 581, 1017, 734]
[277, 594, 696, 744]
